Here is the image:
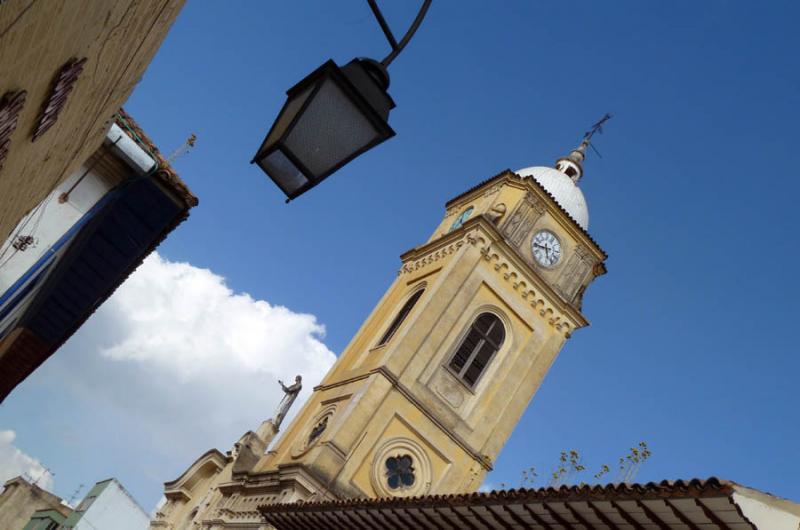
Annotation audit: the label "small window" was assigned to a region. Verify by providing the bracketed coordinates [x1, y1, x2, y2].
[448, 313, 505, 387]
[448, 206, 474, 232]
[377, 289, 424, 346]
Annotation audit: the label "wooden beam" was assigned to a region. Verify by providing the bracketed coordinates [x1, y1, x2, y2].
[635, 500, 670, 530]
[542, 502, 574, 528]
[467, 505, 494, 528]
[448, 506, 481, 530]
[500, 504, 529, 527]
[586, 501, 620, 530]
[297, 512, 326, 530]
[563, 501, 596, 529]
[341, 509, 371, 530]
[392, 507, 423, 529]
[664, 499, 701, 530]
[275, 513, 303, 530]
[331, 510, 356, 530]
[412, 507, 436, 530]
[483, 504, 514, 530]
[354, 509, 383, 530]
[610, 501, 646, 530]
[694, 499, 731, 530]
[520, 503, 555, 530]
[432, 505, 459, 530]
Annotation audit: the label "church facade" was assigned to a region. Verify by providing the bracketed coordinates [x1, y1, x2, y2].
[151, 139, 608, 529]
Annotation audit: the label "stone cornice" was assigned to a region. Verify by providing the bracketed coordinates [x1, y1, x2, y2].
[313, 368, 493, 472]
[399, 218, 588, 336]
[398, 224, 471, 276]
[219, 463, 332, 498]
[162, 448, 228, 501]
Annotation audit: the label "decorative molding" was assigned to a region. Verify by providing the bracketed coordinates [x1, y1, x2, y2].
[399, 220, 582, 336]
[485, 202, 507, 225]
[31, 57, 87, 141]
[482, 181, 503, 198]
[479, 241, 575, 338]
[554, 243, 599, 305]
[399, 232, 477, 275]
[501, 192, 546, 248]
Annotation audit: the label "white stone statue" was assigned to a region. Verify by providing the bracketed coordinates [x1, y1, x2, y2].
[274, 375, 302, 429]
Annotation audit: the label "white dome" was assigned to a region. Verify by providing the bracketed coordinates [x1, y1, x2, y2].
[515, 166, 589, 230]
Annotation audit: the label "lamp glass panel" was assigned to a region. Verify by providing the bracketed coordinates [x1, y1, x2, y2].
[259, 149, 308, 195]
[264, 86, 314, 148]
[283, 77, 380, 177]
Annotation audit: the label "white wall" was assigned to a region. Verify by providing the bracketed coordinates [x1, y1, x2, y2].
[0, 164, 113, 293]
[734, 490, 800, 530]
[75, 479, 150, 530]
[0, 166, 115, 340]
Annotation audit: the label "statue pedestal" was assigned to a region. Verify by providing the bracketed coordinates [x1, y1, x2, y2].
[232, 419, 278, 474]
[256, 418, 278, 445]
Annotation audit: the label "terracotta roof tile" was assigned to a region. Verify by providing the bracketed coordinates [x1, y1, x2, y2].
[260, 477, 734, 514]
[114, 109, 198, 208]
[259, 477, 767, 530]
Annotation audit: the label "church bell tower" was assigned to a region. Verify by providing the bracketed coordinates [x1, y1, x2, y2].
[152, 128, 611, 529]
[253, 135, 608, 501]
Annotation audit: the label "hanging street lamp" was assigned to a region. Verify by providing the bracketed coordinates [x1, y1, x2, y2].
[252, 0, 432, 201]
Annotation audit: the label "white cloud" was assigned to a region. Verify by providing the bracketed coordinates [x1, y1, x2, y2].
[0, 430, 54, 491]
[99, 253, 334, 385]
[23, 252, 337, 507]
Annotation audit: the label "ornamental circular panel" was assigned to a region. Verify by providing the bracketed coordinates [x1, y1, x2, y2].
[370, 438, 432, 498]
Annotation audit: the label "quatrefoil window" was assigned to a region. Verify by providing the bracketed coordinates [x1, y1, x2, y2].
[385, 455, 415, 490]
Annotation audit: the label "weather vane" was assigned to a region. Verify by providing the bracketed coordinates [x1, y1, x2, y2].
[582, 113, 612, 157]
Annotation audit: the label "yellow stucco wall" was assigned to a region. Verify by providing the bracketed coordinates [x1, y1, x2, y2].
[0, 0, 185, 239]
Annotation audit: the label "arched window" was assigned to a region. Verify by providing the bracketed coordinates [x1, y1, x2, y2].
[377, 289, 425, 346]
[448, 313, 505, 387]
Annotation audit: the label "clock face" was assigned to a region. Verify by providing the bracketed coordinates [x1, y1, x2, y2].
[531, 230, 561, 267]
[448, 206, 474, 232]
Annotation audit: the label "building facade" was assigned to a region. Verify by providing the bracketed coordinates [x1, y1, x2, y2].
[0, 476, 71, 530]
[152, 139, 607, 529]
[61, 478, 150, 530]
[0, 0, 185, 240]
[0, 110, 197, 402]
[23, 508, 68, 530]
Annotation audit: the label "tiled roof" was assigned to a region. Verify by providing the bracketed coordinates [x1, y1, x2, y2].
[260, 478, 762, 529]
[114, 109, 198, 209]
[446, 169, 607, 259]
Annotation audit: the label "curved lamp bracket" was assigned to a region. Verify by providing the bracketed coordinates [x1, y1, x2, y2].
[367, 0, 432, 67]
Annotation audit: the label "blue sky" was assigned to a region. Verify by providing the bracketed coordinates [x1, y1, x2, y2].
[2, 0, 800, 511]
